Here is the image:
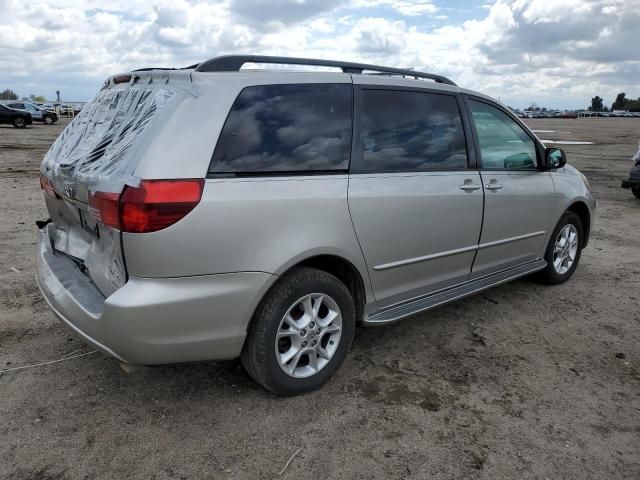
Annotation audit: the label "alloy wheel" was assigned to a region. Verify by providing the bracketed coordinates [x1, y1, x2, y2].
[553, 224, 579, 274]
[275, 293, 342, 378]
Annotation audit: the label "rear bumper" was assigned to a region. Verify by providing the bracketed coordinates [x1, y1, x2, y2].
[36, 227, 275, 364]
[621, 179, 640, 189]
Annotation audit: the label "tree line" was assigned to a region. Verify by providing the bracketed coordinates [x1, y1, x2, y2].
[590, 93, 640, 112]
[0, 88, 46, 102]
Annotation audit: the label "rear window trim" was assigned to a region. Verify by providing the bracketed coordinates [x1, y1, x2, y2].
[207, 82, 354, 176]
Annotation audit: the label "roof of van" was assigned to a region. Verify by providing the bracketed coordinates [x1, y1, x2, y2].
[124, 55, 497, 106]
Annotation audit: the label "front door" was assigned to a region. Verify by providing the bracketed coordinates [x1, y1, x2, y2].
[348, 85, 483, 307]
[466, 97, 557, 277]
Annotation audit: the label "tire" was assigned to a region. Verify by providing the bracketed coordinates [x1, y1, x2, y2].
[241, 267, 356, 396]
[537, 211, 583, 285]
[43, 115, 53, 125]
[632, 187, 640, 199]
[13, 117, 26, 128]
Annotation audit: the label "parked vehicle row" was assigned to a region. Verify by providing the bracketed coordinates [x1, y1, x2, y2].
[3, 101, 59, 124]
[515, 110, 640, 119]
[40, 103, 83, 115]
[580, 111, 640, 118]
[40, 103, 79, 115]
[0, 99, 85, 126]
[515, 110, 578, 119]
[2, 101, 84, 117]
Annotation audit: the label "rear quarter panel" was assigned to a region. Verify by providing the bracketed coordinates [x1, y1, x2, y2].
[122, 175, 375, 303]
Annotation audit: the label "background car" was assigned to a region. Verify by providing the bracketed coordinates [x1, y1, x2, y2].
[4, 101, 58, 125]
[621, 143, 640, 199]
[57, 104, 75, 116]
[0, 104, 32, 128]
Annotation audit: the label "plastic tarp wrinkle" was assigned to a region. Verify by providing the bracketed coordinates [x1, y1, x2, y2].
[41, 75, 195, 195]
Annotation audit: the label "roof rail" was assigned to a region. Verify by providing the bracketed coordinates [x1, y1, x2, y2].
[132, 64, 199, 72]
[194, 55, 457, 86]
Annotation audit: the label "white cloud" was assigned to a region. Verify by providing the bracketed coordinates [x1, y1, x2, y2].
[0, 0, 638, 108]
[392, 2, 438, 16]
[352, 18, 408, 54]
[350, 0, 437, 16]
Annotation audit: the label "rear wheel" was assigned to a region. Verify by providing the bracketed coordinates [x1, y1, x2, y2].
[632, 186, 640, 199]
[241, 267, 355, 395]
[13, 117, 26, 128]
[537, 211, 583, 285]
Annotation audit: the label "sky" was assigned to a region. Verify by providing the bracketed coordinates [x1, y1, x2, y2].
[0, 0, 638, 109]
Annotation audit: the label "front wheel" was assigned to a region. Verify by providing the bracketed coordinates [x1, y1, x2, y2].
[632, 186, 640, 199]
[43, 115, 53, 125]
[241, 267, 355, 395]
[537, 211, 583, 285]
[13, 117, 26, 128]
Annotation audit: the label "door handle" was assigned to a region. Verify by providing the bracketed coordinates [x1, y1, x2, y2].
[459, 179, 481, 191]
[485, 180, 503, 191]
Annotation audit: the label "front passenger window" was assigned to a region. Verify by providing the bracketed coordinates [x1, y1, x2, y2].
[469, 99, 537, 170]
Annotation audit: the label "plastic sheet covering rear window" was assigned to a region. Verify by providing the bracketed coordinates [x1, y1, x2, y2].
[41, 76, 194, 195]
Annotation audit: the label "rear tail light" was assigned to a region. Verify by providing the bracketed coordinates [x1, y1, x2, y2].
[39, 174, 56, 197]
[88, 179, 204, 233]
[88, 191, 120, 229]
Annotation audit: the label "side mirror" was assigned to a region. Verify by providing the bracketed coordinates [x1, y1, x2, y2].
[544, 147, 566, 169]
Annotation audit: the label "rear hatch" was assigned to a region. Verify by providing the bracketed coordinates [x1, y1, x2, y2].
[40, 70, 194, 296]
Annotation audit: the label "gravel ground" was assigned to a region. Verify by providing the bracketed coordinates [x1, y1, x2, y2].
[0, 118, 638, 479]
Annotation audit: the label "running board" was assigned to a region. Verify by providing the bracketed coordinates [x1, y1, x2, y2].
[364, 259, 547, 325]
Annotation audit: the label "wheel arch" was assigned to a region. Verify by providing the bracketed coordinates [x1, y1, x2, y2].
[292, 254, 367, 323]
[566, 201, 591, 247]
[247, 252, 370, 334]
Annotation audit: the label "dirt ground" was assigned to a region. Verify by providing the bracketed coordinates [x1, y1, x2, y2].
[0, 117, 638, 480]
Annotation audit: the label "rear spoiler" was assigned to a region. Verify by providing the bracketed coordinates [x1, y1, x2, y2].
[102, 68, 196, 91]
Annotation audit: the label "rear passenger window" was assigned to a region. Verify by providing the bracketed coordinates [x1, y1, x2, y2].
[210, 84, 352, 173]
[357, 90, 467, 172]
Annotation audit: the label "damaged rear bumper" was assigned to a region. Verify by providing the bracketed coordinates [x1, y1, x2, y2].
[36, 226, 275, 365]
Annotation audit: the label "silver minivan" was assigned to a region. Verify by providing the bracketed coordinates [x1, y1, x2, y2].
[36, 55, 595, 395]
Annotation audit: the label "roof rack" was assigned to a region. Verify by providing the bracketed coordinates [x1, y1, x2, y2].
[194, 55, 456, 86]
